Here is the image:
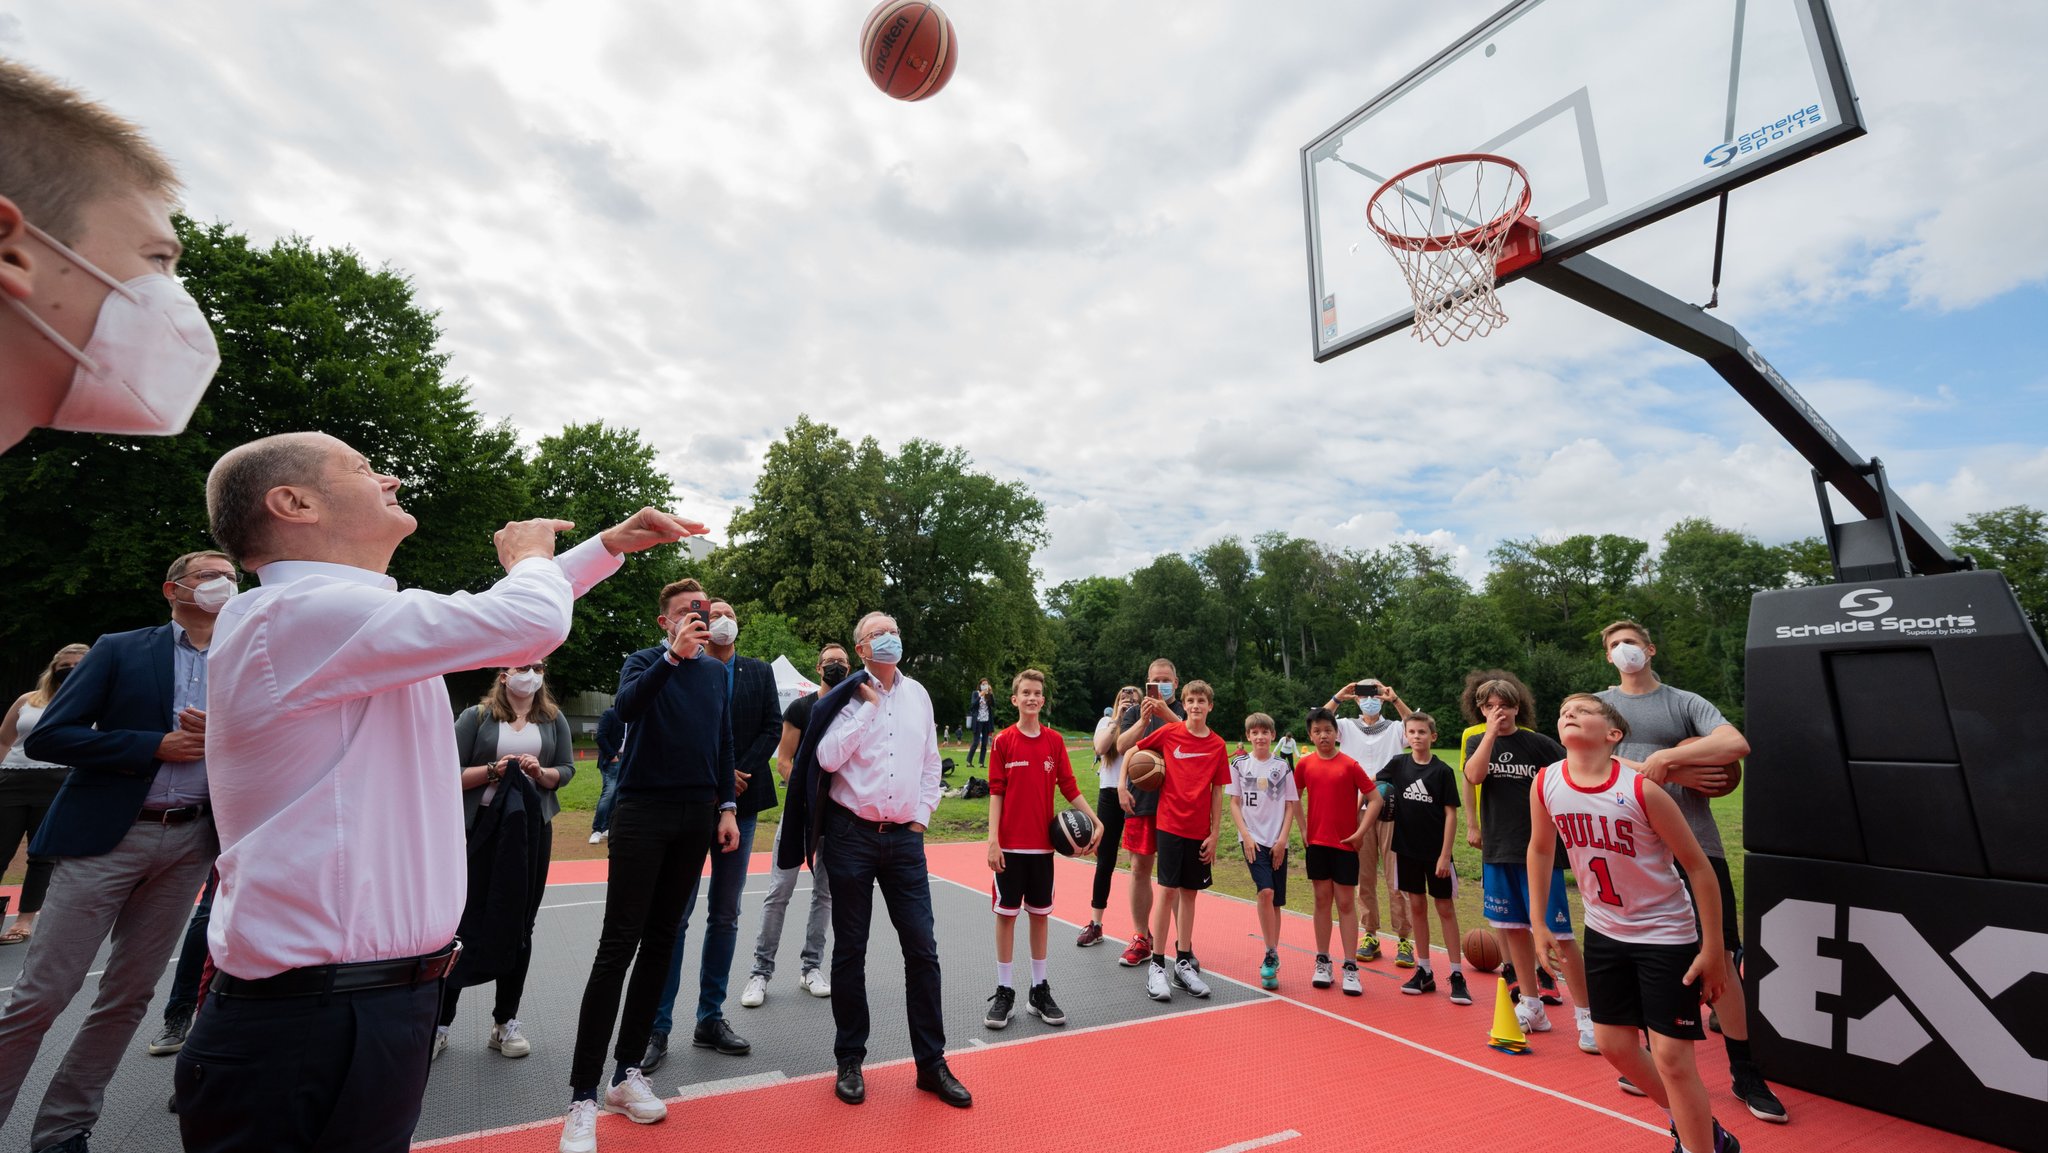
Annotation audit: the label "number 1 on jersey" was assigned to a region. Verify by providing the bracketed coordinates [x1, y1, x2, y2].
[1585, 856, 1624, 907]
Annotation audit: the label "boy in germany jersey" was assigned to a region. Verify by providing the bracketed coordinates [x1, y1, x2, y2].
[1529, 695, 1741, 1153]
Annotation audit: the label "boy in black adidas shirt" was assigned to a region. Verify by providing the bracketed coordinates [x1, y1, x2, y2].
[1380, 712, 1469, 1005]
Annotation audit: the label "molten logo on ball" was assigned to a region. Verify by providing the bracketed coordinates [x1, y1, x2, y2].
[860, 1, 958, 102]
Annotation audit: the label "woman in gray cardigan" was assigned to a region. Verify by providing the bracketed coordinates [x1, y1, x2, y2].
[434, 660, 576, 1062]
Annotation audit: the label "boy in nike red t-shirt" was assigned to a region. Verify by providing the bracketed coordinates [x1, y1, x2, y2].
[984, 669, 1101, 1031]
[1133, 680, 1229, 1002]
[1295, 706, 1381, 995]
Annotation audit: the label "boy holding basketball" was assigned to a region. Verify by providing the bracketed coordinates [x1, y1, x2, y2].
[1295, 707, 1380, 996]
[1226, 713, 1298, 990]
[1531, 695, 1741, 1153]
[1132, 680, 1229, 1002]
[985, 669, 1100, 1030]
[1378, 712, 1470, 1005]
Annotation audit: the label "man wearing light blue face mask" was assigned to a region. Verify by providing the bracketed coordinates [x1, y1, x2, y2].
[0, 59, 220, 456]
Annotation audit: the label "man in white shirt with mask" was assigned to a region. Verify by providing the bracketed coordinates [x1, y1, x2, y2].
[1326, 679, 1417, 967]
[177, 431, 700, 1153]
[0, 59, 219, 455]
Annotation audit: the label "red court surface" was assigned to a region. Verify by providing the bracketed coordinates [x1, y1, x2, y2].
[403, 845, 1998, 1152]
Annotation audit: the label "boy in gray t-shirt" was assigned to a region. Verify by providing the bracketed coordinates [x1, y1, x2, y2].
[1594, 620, 1788, 1126]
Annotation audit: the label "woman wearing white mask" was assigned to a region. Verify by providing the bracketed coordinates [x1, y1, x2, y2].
[438, 660, 575, 1061]
[0, 643, 89, 944]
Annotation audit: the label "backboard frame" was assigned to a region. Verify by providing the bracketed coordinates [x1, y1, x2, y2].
[1301, 0, 1866, 362]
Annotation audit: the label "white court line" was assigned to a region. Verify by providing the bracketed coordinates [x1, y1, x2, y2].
[674, 1070, 787, 1100]
[927, 874, 1666, 1137]
[1204, 1129, 1301, 1153]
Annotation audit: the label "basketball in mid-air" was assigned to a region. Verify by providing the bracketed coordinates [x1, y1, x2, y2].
[860, 1, 958, 102]
[1050, 809, 1096, 856]
[1124, 749, 1165, 791]
[1462, 928, 1503, 973]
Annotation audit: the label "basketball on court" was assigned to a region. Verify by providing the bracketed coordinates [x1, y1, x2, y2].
[860, 1, 957, 102]
[1462, 928, 1503, 973]
[1124, 749, 1165, 791]
[1050, 808, 1095, 856]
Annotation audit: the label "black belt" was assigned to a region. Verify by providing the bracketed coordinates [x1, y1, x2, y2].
[831, 802, 916, 835]
[209, 941, 461, 999]
[137, 804, 209, 825]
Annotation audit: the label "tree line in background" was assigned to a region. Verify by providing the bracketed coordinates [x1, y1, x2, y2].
[2, 218, 2042, 734]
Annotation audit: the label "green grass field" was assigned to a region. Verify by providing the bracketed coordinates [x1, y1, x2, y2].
[549, 735, 1746, 941]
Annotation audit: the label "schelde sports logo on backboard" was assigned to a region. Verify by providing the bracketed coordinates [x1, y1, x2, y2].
[1772, 588, 1977, 640]
[1703, 104, 1826, 168]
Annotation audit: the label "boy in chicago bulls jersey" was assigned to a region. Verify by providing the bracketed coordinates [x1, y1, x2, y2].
[1530, 694, 1739, 1153]
[984, 669, 1101, 1031]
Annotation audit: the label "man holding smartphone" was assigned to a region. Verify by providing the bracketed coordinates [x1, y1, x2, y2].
[1113, 659, 1185, 969]
[1327, 679, 1415, 966]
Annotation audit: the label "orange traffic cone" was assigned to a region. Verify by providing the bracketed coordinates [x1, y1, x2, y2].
[1488, 973, 1530, 1054]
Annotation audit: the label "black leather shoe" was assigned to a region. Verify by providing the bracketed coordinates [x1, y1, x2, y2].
[834, 1060, 865, 1104]
[915, 1061, 972, 1108]
[639, 1029, 668, 1074]
[693, 1017, 751, 1055]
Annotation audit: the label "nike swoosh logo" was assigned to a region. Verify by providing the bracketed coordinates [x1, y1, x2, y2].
[1172, 749, 1208, 760]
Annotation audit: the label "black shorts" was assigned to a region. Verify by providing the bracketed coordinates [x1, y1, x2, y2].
[1154, 829, 1212, 891]
[1394, 852, 1455, 899]
[992, 852, 1054, 916]
[1678, 856, 1742, 955]
[1305, 843, 1359, 886]
[1582, 926, 1706, 1040]
[1242, 843, 1288, 908]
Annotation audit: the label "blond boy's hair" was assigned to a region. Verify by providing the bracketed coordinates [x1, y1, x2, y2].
[1010, 668, 1046, 693]
[1560, 693, 1632, 743]
[1244, 712, 1275, 734]
[1181, 679, 1214, 702]
[0, 58, 180, 244]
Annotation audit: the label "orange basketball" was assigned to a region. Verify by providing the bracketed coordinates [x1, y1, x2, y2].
[1124, 749, 1165, 792]
[860, 1, 958, 102]
[1462, 928, 1503, 973]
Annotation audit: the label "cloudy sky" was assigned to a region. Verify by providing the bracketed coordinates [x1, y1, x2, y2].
[8, 1, 2043, 585]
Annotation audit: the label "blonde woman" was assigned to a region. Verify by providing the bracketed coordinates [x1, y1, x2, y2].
[436, 660, 576, 1061]
[0, 643, 88, 944]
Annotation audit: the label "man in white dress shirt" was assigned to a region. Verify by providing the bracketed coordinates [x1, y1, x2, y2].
[816, 612, 970, 1109]
[175, 431, 699, 1153]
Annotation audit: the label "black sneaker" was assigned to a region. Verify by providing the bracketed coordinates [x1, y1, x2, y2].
[692, 1016, 752, 1055]
[1618, 1075, 1647, 1097]
[1026, 981, 1066, 1026]
[1501, 961, 1520, 1002]
[1536, 965, 1563, 1005]
[1447, 971, 1472, 1005]
[1400, 968, 1436, 995]
[147, 1010, 192, 1056]
[1729, 1060, 1787, 1123]
[983, 986, 1016, 1030]
[1713, 1118, 1742, 1152]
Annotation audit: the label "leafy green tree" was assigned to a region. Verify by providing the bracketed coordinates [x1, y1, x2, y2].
[1780, 535, 1836, 587]
[1044, 576, 1130, 730]
[524, 422, 678, 694]
[1953, 506, 2048, 636]
[0, 217, 526, 691]
[735, 611, 815, 668]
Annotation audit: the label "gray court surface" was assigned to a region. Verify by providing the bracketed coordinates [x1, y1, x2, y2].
[0, 869, 1257, 1150]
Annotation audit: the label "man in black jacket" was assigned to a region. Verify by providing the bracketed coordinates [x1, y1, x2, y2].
[559, 579, 738, 1145]
[643, 599, 783, 1070]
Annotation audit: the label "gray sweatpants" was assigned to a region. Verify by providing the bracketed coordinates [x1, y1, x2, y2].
[750, 817, 831, 980]
[0, 817, 218, 1149]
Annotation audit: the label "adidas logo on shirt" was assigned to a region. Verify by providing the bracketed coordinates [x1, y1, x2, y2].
[1401, 779, 1434, 803]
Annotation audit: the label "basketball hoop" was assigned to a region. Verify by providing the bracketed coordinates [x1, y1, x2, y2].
[1366, 153, 1541, 345]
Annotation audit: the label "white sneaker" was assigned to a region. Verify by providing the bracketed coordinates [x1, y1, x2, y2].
[1172, 956, 1211, 998]
[1516, 997, 1553, 1033]
[491, 1018, 531, 1058]
[588, 830, 604, 845]
[601, 1068, 667, 1124]
[1145, 960, 1172, 1002]
[801, 968, 832, 998]
[559, 1099, 599, 1153]
[1341, 962, 1362, 997]
[1576, 1008, 1598, 1054]
[740, 973, 769, 1008]
[431, 1027, 449, 1061]
[1312, 956, 1334, 988]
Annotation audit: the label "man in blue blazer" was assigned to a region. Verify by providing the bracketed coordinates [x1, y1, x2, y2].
[0, 551, 231, 1153]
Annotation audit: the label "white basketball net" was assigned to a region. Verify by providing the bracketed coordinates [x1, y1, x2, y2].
[1368, 155, 1531, 346]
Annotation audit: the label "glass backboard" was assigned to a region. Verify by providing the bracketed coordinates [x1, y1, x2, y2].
[1303, 0, 1863, 360]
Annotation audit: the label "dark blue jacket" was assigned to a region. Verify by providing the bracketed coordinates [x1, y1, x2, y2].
[776, 668, 872, 871]
[24, 623, 181, 858]
[612, 645, 735, 807]
[727, 655, 784, 818]
[595, 706, 625, 775]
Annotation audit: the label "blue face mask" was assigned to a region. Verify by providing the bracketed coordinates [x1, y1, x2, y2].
[865, 632, 903, 666]
[1361, 697, 1384, 718]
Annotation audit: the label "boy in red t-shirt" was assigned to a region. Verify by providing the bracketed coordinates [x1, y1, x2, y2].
[1295, 706, 1381, 995]
[984, 669, 1101, 1030]
[1133, 679, 1229, 1002]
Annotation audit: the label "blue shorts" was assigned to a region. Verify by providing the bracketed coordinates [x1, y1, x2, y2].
[1482, 863, 1574, 937]
[1243, 843, 1288, 908]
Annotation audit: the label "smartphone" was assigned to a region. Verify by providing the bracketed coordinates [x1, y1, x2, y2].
[1355, 680, 1380, 697]
[1149, 681, 1173, 701]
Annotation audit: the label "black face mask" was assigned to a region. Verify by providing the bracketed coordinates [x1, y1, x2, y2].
[50, 665, 74, 689]
[819, 661, 850, 687]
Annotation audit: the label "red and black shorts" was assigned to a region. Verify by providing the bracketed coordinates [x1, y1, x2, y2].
[992, 851, 1055, 917]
